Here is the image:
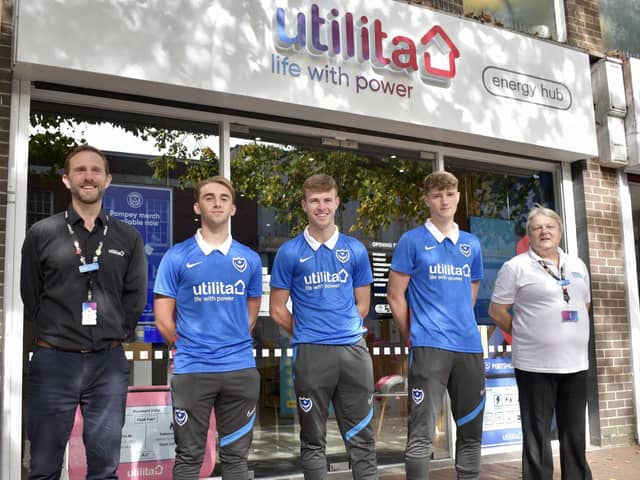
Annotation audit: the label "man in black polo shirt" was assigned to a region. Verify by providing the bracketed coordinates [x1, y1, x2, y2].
[20, 145, 147, 479]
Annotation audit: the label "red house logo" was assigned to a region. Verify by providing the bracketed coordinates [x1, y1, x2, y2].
[421, 26, 460, 86]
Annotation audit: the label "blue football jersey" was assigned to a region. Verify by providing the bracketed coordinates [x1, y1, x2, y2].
[391, 225, 483, 353]
[270, 231, 373, 345]
[154, 236, 262, 373]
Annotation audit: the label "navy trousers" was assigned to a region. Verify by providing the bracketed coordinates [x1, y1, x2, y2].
[27, 345, 129, 480]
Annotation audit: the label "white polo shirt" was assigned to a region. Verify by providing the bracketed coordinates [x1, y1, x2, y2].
[491, 248, 590, 373]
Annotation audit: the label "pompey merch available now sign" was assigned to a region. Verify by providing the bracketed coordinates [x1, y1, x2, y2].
[17, 0, 597, 158]
[103, 185, 172, 324]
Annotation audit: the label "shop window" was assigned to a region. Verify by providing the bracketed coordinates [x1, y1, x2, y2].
[463, 0, 560, 40]
[25, 105, 222, 478]
[447, 158, 555, 449]
[447, 160, 555, 323]
[600, 0, 640, 59]
[27, 190, 53, 229]
[230, 128, 438, 474]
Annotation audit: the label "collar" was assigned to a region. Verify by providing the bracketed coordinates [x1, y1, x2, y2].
[425, 219, 459, 244]
[304, 225, 340, 251]
[528, 247, 567, 267]
[195, 229, 232, 255]
[66, 204, 107, 228]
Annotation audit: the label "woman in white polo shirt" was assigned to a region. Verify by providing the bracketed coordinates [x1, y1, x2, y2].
[489, 207, 592, 480]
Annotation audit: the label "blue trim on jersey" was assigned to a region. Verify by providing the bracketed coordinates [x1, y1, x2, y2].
[390, 226, 484, 353]
[345, 407, 374, 441]
[219, 413, 256, 447]
[456, 396, 486, 427]
[270, 233, 373, 345]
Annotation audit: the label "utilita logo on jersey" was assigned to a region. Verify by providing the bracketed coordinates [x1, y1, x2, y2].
[429, 263, 471, 281]
[193, 280, 246, 302]
[273, 3, 460, 87]
[304, 268, 349, 291]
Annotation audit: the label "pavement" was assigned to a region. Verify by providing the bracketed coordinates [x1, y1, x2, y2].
[374, 445, 640, 479]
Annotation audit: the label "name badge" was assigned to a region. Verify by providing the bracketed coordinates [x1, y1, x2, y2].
[557, 279, 570, 286]
[82, 302, 98, 325]
[79, 263, 99, 273]
[561, 310, 579, 322]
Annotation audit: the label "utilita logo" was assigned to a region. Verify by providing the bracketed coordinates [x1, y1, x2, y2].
[273, 3, 460, 87]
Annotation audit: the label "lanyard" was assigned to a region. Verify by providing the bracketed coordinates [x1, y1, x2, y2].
[65, 211, 109, 301]
[537, 260, 570, 304]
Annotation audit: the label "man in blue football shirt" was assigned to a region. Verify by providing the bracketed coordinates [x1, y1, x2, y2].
[154, 177, 262, 480]
[270, 173, 377, 479]
[387, 171, 485, 480]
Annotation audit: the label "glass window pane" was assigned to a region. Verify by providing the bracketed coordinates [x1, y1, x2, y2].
[600, 0, 640, 59]
[446, 157, 555, 449]
[463, 0, 558, 40]
[230, 128, 438, 474]
[26, 105, 222, 476]
[27, 190, 53, 228]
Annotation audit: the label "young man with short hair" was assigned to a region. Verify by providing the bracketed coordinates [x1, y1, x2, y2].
[387, 171, 485, 480]
[154, 176, 262, 480]
[270, 173, 377, 479]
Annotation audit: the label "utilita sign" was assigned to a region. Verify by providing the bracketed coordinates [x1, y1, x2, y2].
[274, 3, 460, 86]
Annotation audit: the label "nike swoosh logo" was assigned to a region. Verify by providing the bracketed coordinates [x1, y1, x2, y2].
[186, 261, 203, 269]
[299, 256, 313, 263]
[424, 245, 437, 251]
[368, 394, 374, 405]
[247, 406, 256, 417]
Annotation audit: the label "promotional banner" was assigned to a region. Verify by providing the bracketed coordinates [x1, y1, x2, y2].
[16, 0, 597, 160]
[103, 185, 172, 327]
[482, 366, 523, 447]
[68, 387, 216, 480]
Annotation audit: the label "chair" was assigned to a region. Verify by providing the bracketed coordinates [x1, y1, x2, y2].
[374, 374, 405, 436]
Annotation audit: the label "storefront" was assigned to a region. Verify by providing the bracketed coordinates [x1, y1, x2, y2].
[3, 0, 601, 478]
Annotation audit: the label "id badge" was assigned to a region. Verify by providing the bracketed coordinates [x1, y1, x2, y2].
[561, 310, 579, 322]
[79, 263, 99, 273]
[82, 302, 98, 325]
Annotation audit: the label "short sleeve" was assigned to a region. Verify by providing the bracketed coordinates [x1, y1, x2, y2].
[351, 242, 373, 287]
[491, 261, 517, 305]
[270, 245, 293, 290]
[154, 250, 179, 298]
[470, 236, 484, 281]
[390, 232, 415, 274]
[247, 252, 263, 298]
[579, 258, 591, 304]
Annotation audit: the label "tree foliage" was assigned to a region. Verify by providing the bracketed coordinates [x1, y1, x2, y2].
[29, 113, 432, 237]
[29, 114, 85, 179]
[230, 144, 430, 235]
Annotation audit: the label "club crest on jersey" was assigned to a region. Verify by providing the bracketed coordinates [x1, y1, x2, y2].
[459, 243, 471, 258]
[299, 396, 313, 413]
[175, 409, 188, 426]
[335, 249, 350, 263]
[411, 388, 425, 405]
[232, 257, 247, 272]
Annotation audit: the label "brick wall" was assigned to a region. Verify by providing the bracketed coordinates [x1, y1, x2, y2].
[564, 0, 604, 53]
[582, 159, 636, 445]
[0, 0, 12, 404]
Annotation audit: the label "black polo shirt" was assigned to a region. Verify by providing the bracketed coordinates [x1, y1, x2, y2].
[20, 205, 148, 350]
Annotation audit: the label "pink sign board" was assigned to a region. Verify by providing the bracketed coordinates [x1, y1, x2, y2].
[69, 386, 216, 479]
